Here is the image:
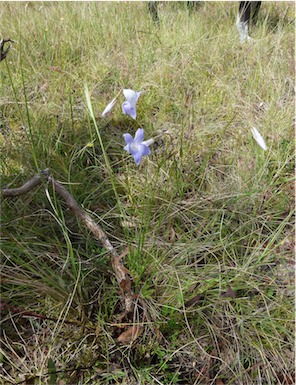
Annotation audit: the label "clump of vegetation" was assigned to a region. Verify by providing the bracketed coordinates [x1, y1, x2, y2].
[1, 2, 294, 384]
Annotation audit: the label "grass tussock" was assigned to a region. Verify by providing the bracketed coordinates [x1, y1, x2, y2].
[0, 2, 295, 384]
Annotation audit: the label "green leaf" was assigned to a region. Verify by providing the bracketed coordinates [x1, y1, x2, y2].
[47, 358, 57, 385]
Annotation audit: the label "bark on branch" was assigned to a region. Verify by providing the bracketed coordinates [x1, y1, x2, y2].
[2, 169, 134, 312]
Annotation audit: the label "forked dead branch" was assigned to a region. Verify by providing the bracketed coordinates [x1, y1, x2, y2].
[2, 169, 136, 316]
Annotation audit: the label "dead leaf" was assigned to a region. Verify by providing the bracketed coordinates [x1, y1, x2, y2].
[49, 65, 62, 72]
[221, 286, 236, 299]
[185, 294, 203, 308]
[188, 283, 198, 293]
[117, 325, 143, 344]
[118, 248, 129, 262]
[112, 256, 131, 285]
[119, 279, 132, 292]
[169, 227, 176, 243]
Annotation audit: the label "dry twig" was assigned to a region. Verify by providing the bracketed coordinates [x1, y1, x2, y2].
[2, 169, 134, 312]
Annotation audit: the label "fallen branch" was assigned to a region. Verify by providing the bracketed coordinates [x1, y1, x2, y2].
[2, 169, 48, 196]
[0, 38, 13, 62]
[2, 169, 134, 312]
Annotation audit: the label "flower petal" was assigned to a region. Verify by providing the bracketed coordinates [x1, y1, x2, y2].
[123, 89, 141, 107]
[132, 153, 142, 166]
[140, 144, 151, 156]
[124, 143, 131, 153]
[132, 91, 141, 106]
[123, 89, 136, 102]
[134, 128, 145, 143]
[123, 133, 134, 145]
[142, 138, 154, 147]
[251, 127, 267, 151]
[132, 144, 150, 166]
[122, 101, 137, 119]
[125, 143, 138, 155]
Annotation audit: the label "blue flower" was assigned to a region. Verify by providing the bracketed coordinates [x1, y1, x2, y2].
[123, 128, 154, 166]
[122, 89, 142, 120]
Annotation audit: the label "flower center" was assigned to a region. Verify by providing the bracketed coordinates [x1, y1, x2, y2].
[130, 142, 140, 152]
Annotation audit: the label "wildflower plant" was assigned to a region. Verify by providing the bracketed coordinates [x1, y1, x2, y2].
[101, 88, 153, 166]
[3, 3, 294, 384]
[123, 128, 154, 166]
